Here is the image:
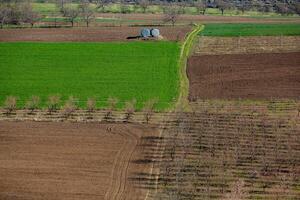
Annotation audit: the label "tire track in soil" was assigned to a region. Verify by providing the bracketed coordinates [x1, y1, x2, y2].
[115, 129, 139, 200]
[104, 127, 139, 200]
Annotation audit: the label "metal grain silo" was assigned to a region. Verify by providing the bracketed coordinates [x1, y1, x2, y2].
[150, 28, 160, 37]
[141, 28, 151, 38]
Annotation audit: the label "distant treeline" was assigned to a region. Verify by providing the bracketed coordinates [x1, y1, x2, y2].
[35, 0, 300, 15]
[1, 0, 299, 28]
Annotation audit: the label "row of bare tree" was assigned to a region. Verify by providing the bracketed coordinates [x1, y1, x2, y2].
[155, 109, 299, 199]
[1, 95, 158, 122]
[2, 0, 299, 28]
[0, 0, 98, 28]
[56, 0, 300, 14]
[61, 1, 95, 27]
[0, 1, 39, 28]
[60, 0, 184, 27]
[193, 0, 300, 16]
[56, 0, 300, 16]
[0, 0, 187, 28]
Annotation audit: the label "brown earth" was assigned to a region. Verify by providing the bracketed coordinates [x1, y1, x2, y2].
[187, 52, 300, 100]
[194, 36, 300, 55]
[0, 121, 159, 200]
[0, 26, 191, 42]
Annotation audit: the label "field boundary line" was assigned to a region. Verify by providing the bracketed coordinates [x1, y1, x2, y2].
[175, 24, 204, 111]
[104, 128, 138, 200]
[144, 24, 204, 200]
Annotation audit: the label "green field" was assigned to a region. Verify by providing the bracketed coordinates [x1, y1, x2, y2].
[200, 23, 300, 36]
[0, 42, 180, 110]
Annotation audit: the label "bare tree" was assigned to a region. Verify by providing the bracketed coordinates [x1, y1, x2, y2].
[79, 1, 95, 27]
[215, 0, 230, 15]
[261, 112, 268, 175]
[62, 6, 79, 27]
[3, 96, 17, 114]
[47, 94, 60, 114]
[124, 98, 136, 121]
[62, 96, 78, 117]
[294, 2, 300, 15]
[56, 0, 70, 12]
[138, 0, 149, 13]
[105, 96, 118, 119]
[93, 0, 108, 13]
[142, 98, 158, 123]
[119, 0, 131, 14]
[0, 4, 11, 29]
[178, 1, 188, 15]
[194, 0, 207, 15]
[23, 2, 39, 26]
[25, 95, 40, 114]
[163, 4, 181, 26]
[275, 3, 292, 15]
[50, 11, 59, 28]
[256, 1, 272, 13]
[87, 97, 96, 113]
[237, 0, 251, 14]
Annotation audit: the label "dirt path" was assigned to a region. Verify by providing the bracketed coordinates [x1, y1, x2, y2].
[175, 24, 205, 111]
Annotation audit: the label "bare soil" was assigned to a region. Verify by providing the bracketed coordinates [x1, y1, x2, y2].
[187, 52, 300, 100]
[0, 26, 191, 42]
[0, 121, 159, 200]
[194, 36, 300, 55]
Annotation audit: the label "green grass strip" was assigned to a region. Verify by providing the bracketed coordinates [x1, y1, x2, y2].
[175, 24, 205, 111]
[200, 23, 300, 37]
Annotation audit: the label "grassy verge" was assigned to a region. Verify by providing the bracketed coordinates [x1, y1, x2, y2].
[175, 24, 204, 111]
[0, 41, 180, 110]
[200, 23, 300, 36]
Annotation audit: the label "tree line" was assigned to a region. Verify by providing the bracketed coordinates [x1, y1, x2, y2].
[0, 0, 39, 28]
[1, 0, 299, 28]
[0, 0, 98, 28]
[53, 0, 300, 16]
[1, 95, 159, 123]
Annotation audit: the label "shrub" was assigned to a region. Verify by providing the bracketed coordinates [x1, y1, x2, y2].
[87, 97, 96, 113]
[62, 96, 78, 117]
[25, 95, 40, 113]
[47, 95, 60, 114]
[3, 96, 17, 114]
[105, 97, 118, 119]
[124, 98, 136, 121]
[143, 98, 158, 123]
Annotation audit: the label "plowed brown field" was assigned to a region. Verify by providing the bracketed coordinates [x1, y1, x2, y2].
[0, 121, 159, 200]
[187, 52, 300, 100]
[194, 36, 300, 55]
[0, 26, 191, 42]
